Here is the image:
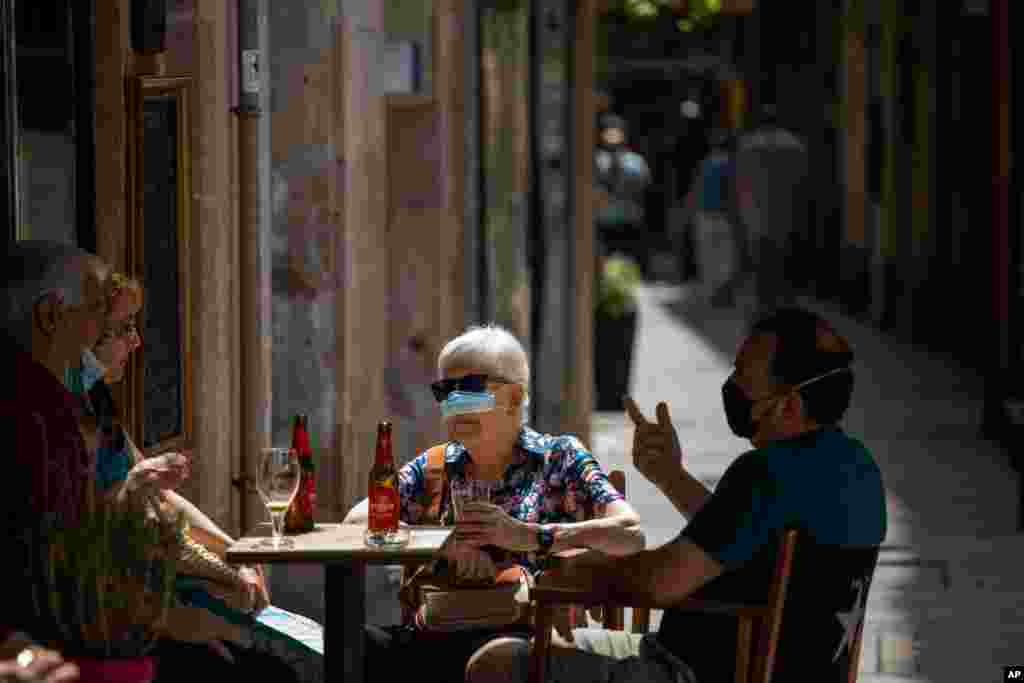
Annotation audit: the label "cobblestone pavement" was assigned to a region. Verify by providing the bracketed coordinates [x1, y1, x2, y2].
[588, 281, 1022, 682]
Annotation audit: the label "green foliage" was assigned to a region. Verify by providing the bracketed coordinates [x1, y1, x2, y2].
[616, 0, 722, 31]
[596, 253, 641, 318]
[33, 500, 185, 659]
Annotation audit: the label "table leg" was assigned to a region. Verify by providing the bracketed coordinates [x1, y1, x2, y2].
[325, 563, 366, 683]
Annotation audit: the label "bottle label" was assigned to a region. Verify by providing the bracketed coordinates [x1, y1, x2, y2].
[368, 485, 399, 532]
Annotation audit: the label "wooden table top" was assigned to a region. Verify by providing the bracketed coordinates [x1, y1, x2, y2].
[225, 524, 452, 565]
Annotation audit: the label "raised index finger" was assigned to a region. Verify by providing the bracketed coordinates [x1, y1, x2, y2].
[623, 396, 649, 427]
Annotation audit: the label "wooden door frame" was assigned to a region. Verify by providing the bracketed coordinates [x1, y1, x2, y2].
[1, 0, 16, 246]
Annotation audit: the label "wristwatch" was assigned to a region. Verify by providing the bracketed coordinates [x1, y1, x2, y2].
[536, 525, 555, 556]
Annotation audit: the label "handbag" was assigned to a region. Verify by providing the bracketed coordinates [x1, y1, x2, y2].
[398, 445, 534, 633]
[403, 561, 532, 633]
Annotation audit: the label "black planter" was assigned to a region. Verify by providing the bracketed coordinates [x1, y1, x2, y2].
[594, 308, 638, 412]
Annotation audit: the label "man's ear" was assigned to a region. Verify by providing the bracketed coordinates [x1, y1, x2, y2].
[33, 295, 63, 340]
[784, 389, 806, 423]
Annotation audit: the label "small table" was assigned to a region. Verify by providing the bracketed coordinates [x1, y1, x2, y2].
[226, 524, 451, 682]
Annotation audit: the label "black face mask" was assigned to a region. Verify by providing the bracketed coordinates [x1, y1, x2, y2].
[722, 379, 758, 439]
[722, 367, 851, 440]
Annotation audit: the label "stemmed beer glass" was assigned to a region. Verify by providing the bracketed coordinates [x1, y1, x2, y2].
[256, 447, 301, 549]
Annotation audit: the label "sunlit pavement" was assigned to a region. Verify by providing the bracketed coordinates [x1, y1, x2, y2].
[590, 278, 1023, 682]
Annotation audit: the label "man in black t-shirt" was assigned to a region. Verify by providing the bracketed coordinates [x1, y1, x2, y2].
[466, 308, 887, 683]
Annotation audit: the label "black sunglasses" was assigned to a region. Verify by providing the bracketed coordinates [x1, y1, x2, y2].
[430, 374, 510, 403]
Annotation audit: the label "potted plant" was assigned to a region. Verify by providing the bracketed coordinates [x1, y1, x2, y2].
[594, 252, 641, 411]
[30, 498, 184, 683]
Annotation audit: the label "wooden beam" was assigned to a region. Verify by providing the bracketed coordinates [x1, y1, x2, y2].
[571, 0, 598, 447]
[337, 3, 389, 516]
[190, 1, 235, 533]
[94, 0, 130, 271]
[434, 0, 467, 356]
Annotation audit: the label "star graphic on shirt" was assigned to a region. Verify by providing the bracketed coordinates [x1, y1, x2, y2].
[833, 576, 868, 662]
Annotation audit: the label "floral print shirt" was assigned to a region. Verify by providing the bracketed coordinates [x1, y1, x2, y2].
[398, 426, 624, 572]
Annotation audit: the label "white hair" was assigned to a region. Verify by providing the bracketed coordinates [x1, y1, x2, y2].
[1, 240, 95, 350]
[438, 324, 531, 423]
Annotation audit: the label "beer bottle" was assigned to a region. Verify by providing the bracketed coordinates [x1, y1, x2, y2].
[285, 414, 317, 533]
[365, 420, 407, 547]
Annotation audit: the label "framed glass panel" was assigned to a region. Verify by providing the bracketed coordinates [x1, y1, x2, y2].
[126, 75, 193, 455]
[11, 0, 94, 249]
[1, 0, 16, 246]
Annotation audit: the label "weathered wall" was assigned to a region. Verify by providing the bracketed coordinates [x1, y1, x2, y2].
[267, 0, 344, 517]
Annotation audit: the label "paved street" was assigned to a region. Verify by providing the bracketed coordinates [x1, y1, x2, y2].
[590, 280, 1023, 682]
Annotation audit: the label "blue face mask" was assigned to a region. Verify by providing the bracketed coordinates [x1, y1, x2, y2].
[440, 390, 496, 420]
[66, 349, 107, 395]
[79, 349, 108, 393]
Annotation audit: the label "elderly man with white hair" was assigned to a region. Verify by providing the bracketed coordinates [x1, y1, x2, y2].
[345, 323, 644, 683]
[0, 239, 116, 681]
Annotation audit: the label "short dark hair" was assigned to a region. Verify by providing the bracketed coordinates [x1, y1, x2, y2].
[751, 307, 855, 425]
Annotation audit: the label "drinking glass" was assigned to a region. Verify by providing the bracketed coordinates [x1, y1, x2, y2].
[450, 478, 495, 520]
[256, 447, 301, 549]
[449, 478, 497, 586]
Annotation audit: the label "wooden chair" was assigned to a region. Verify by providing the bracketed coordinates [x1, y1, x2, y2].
[565, 470, 636, 632]
[528, 528, 868, 683]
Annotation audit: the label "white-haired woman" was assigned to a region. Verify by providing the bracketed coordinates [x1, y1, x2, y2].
[346, 324, 644, 683]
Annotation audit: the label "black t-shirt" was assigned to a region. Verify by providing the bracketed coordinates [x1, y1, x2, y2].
[657, 427, 887, 682]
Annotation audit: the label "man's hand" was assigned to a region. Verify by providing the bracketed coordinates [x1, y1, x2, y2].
[625, 397, 685, 492]
[127, 452, 191, 493]
[0, 648, 79, 683]
[454, 502, 534, 552]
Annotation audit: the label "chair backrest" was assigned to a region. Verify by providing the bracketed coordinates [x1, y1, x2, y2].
[603, 470, 627, 630]
[749, 529, 873, 683]
[749, 528, 798, 683]
[567, 469, 629, 631]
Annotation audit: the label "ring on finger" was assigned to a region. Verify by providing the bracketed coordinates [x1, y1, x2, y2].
[16, 648, 36, 668]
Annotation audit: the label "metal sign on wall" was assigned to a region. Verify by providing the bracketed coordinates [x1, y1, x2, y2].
[963, 0, 988, 15]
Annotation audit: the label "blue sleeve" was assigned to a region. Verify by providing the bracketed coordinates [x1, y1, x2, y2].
[398, 452, 429, 524]
[558, 436, 625, 512]
[682, 452, 788, 570]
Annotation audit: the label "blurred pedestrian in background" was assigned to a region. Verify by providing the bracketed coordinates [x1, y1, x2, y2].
[685, 128, 737, 306]
[594, 112, 652, 274]
[732, 105, 810, 319]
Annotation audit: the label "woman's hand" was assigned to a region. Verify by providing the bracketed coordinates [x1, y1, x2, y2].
[0, 648, 78, 683]
[238, 565, 271, 613]
[454, 502, 535, 552]
[126, 451, 191, 493]
[440, 535, 498, 584]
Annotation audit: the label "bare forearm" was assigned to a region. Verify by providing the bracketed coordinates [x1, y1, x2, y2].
[660, 469, 711, 520]
[559, 541, 700, 606]
[546, 514, 645, 556]
[163, 490, 234, 553]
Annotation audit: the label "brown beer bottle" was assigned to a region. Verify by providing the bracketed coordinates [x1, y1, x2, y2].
[285, 414, 316, 534]
[365, 420, 406, 547]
